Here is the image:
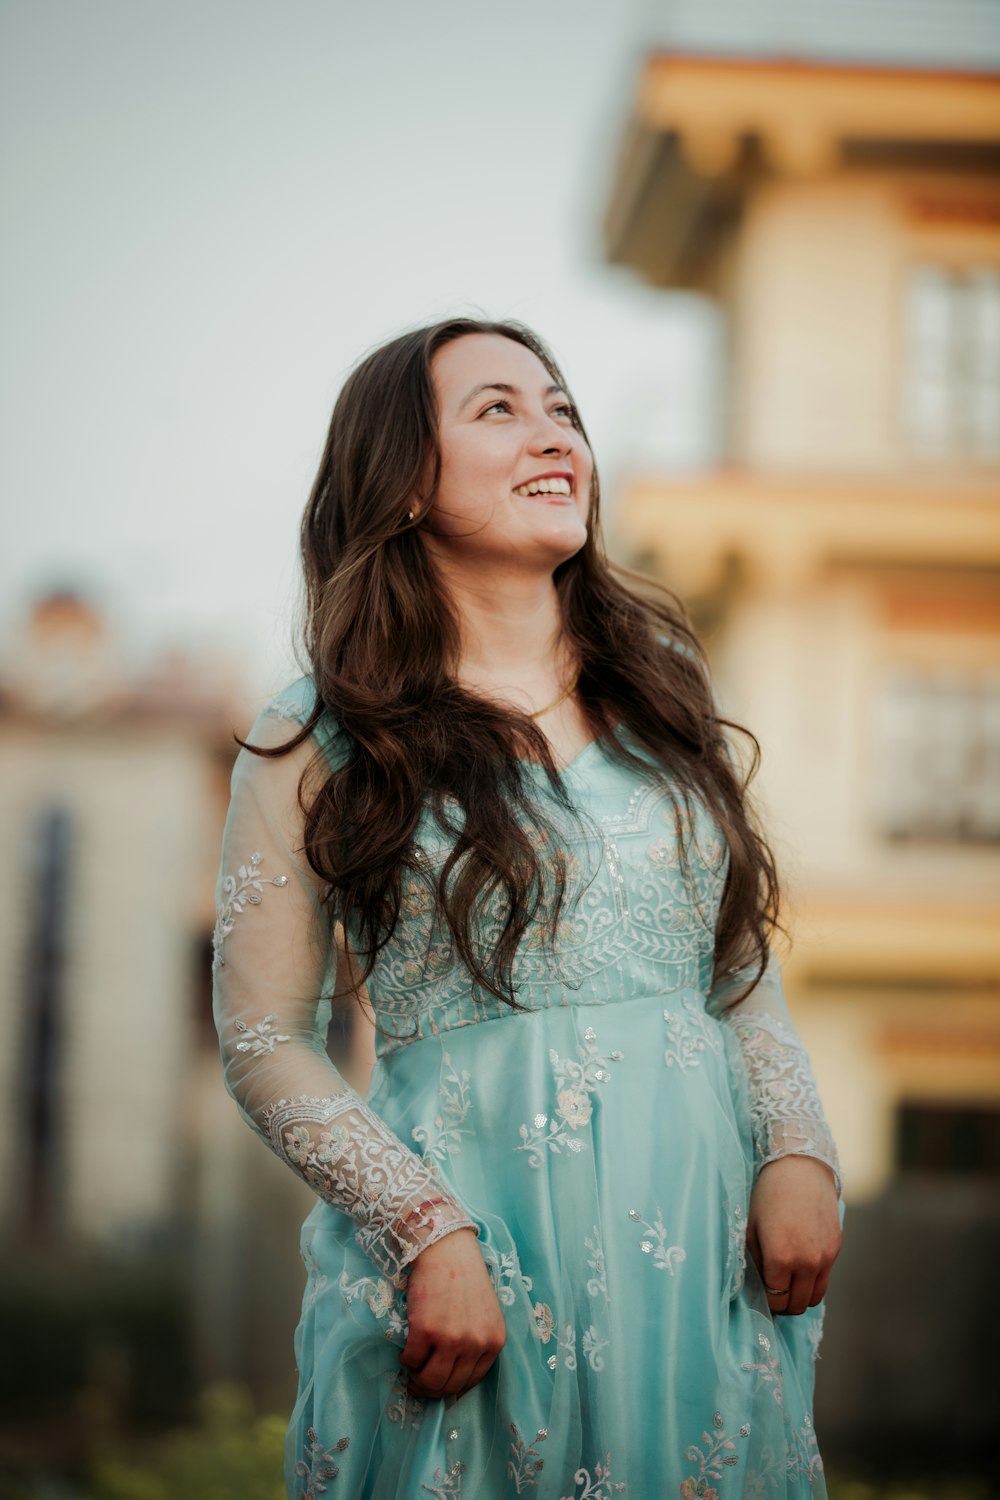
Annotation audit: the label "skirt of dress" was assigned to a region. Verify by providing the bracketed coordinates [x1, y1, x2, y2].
[285, 992, 829, 1499]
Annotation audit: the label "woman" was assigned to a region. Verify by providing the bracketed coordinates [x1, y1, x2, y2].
[213, 318, 842, 1497]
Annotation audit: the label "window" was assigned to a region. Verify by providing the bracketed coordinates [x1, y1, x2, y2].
[901, 263, 1000, 463]
[871, 666, 1000, 841]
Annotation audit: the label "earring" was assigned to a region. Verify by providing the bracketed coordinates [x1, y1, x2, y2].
[407, 509, 415, 521]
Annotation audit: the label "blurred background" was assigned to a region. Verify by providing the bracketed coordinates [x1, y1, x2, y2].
[2, 1, 999, 1496]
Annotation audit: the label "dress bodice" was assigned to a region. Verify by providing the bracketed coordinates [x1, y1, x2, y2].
[365, 736, 728, 1053]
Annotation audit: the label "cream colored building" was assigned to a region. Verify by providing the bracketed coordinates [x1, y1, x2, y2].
[602, 50, 1000, 1204]
[0, 595, 237, 1248]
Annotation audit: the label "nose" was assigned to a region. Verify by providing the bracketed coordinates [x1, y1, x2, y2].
[529, 408, 574, 457]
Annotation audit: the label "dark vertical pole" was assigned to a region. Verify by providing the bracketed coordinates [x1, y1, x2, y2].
[23, 807, 72, 1240]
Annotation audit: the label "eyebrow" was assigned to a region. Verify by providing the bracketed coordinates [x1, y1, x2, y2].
[457, 380, 568, 413]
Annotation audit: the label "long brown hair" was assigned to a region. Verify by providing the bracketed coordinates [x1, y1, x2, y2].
[252, 317, 780, 1008]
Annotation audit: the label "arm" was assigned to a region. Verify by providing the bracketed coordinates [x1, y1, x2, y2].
[709, 951, 842, 1314]
[707, 949, 841, 1192]
[212, 700, 477, 1286]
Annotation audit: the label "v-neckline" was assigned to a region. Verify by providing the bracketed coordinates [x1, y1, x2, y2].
[518, 726, 619, 778]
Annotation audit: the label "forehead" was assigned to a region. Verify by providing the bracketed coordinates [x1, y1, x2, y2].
[431, 333, 557, 410]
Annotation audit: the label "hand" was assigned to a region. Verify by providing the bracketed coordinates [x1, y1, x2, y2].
[400, 1228, 506, 1398]
[746, 1155, 842, 1317]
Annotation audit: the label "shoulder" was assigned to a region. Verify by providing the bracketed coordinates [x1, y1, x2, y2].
[260, 673, 319, 727]
[247, 675, 353, 772]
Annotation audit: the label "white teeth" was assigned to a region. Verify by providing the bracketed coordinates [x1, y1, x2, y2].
[515, 477, 572, 497]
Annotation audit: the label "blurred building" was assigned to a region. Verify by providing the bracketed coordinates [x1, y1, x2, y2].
[0, 593, 323, 1447]
[601, 9, 1000, 1474]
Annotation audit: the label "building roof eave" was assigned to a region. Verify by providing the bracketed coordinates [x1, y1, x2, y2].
[612, 469, 1000, 587]
[603, 53, 1000, 284]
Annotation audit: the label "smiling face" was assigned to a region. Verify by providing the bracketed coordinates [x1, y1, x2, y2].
[422, 333, 593, 576]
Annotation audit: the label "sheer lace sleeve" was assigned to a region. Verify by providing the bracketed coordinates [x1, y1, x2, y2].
[707, 950, 842, 1194]
[212, 686, 478, 1285]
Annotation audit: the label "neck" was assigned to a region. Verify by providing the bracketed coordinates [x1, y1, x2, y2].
[432, 558, 569, 687]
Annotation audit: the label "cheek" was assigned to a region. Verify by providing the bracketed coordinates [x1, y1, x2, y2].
[577, 447, 596, 501]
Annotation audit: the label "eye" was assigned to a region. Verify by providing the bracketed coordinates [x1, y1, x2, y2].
[551, 402, 575, 420]
[479, 398, 513, 417]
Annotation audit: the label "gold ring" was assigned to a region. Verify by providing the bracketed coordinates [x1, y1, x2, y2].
[765, 1285, 790, 1296]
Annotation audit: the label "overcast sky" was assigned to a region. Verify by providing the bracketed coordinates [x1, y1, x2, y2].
[1, 0, 721, 698]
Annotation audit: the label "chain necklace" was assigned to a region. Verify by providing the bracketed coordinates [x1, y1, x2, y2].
[528, 674, 580, 720]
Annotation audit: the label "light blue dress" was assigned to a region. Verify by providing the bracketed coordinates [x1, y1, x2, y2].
[212, 678, 840, 1499]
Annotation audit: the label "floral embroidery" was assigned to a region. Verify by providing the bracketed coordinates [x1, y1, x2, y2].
[556, 1321, 607, 1372]
[558, 1322, 577, 1370]
[263, 693, 308, 723]
[740, 1331, 783, 1405]
[411, 1052, 473, 1162]
[261, 1093, 477, 1285]
[532, 1301, 555, 1343]
[421, 1461, 466, 1498]
[507, 1424, 548, 1492]
[582, 1324, 609, 1371]
[806, 1303, 826, 1361]
[234, 1013, 290, 1056]
[338, 1270, 407, 1341]
[628, 1207, 686, 1274]
[293, 1428, 348, 1497]
[663, 998, 723, 1072]
[723, 1009, 841, 1187]
[559, 1457, 627, 1499]
[303, 1243, 328, 1309]
[516, 1027, 622, 1168]
[679, 1482, 717, 1500]
[598, 830, 629, 924]
[585, 1225, 608, 1304]
[482, 1244, 534, 1307]
[786, 1414, 824, 1478]
[557, 1088, 592, 1128]
[213, 850, 289, 968]
[727, 1202, 747, 1295]
[680, 1410, 750, 1496]
[386, 1372, 425, 1429]
[283, 1121, 350, 1173]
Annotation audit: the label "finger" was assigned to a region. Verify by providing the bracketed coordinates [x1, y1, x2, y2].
[763, 1282, 791, 1314]
[406, 1349, 458, 1399]
[783, 1272, 815, 1318]
[809, 1266, 831, 1307]
[441, 1354, 480, 1397]
[760, 1253, 793, 1311]
[400, 1329, 433, 1371]
[465, 1348, 499, 1393]
[454, 1347, 501, 1397]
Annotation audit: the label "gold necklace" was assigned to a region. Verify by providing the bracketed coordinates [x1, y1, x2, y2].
[528, 674, 580, 719]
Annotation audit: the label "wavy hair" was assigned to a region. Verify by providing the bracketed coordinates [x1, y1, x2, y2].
[249, 317, 780, 1008]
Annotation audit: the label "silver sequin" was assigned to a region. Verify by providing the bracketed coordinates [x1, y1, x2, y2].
[628, 1208, 641, 1221]
[534, 1113, 548, 1129]
[448, 1427, 459, 1441]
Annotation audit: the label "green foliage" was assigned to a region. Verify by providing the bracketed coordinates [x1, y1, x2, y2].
[87, 1385, 285, 1500]
[826, 1478, 997, 1500]
[0, 1251, 194, 1428]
